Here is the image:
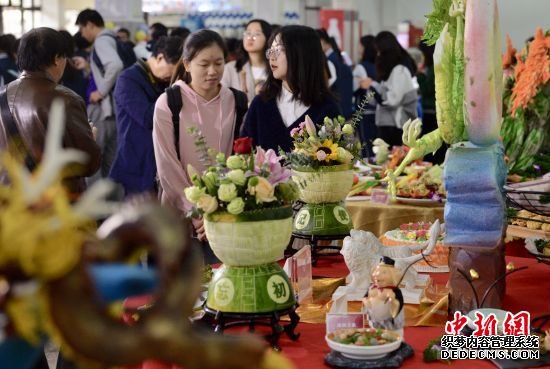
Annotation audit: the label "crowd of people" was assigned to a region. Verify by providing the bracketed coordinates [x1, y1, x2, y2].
[0, 8, 444, 369]
[1, 6, 444, 250]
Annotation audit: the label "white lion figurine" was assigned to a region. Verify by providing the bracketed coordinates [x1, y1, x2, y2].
[340, 220, 442, 294]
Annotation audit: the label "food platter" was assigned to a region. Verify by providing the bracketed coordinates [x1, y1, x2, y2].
[325, 328, 402, 360]
[524, 239, 550, 259]
[325, 334, 402, 360]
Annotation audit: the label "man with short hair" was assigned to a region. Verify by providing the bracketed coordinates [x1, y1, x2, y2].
[75, 8, 124, 181]
[116, 27, 132, 44]
[0, 27, 100, 199]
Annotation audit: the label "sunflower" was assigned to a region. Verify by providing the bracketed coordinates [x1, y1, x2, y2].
[312, 139, 339, 162]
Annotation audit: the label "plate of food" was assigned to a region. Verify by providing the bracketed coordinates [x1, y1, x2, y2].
[326, 328, 402, 360]
[524, 237, 550, 258]
[396, 196, 445, 207]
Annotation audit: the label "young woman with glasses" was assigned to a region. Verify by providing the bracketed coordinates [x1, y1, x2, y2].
[241, 25, 341, 152]
[221, 19, 272, 103]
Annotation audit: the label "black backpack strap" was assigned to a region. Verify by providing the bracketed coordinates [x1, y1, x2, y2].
[165, 85, 183, 161]
[91, 34, 117, 77]
[0, 88, 36, 171]
[229, 87, 248, 138]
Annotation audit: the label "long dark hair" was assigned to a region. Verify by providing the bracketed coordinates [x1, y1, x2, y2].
[360, 35, 377, 64]
[152, 35, 184, 64]
[418, 40, 435, 68]
[235, 19, 272, 72]
[316, 28, 344, 64]
[374, 31, 417, 81]
[0, 34, 17, 62]
[172, 29, 227, 84]
[261, 25, 331, 107]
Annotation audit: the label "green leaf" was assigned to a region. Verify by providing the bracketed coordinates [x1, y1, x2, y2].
[423, 0, 455, 45]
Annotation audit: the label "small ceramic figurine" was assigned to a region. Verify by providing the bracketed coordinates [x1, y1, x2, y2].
[362, 256, 405, 331]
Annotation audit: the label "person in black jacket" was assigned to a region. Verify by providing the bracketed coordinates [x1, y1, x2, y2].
[317, 28, 354, 120]
[242, 25, 340, 153]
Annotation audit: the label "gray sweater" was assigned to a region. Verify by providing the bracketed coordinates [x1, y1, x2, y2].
[372, 65, 418, 128]
[89, 29, 124, 120]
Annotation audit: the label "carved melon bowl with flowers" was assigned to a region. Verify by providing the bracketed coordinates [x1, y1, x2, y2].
[184, 137, 299, 266]
[286, 115, 362, 204]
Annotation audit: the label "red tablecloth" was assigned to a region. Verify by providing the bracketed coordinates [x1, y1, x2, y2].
[278, 254, 550, 369]
[126, 254, 549, 369]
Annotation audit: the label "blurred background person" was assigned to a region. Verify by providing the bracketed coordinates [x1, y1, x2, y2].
[0, 34, 19, 86]
[59, 30, 88, 102]
[224, 37, 241, 62]
[417, 39, 446, 164]
[170, 26, 191, 39]
[110, 35, 183, 196]
[75, 8, 124, 186]
[316, 28, 353, 120]
[353, 34, 378, 159]
[116, 27, 133, 45]
[133, 29, 149, 60]
[242, 25, 340, 152]
[147, 22, 168, 54]
[361, 31, 417, 147]
[222, 19, 272, 103]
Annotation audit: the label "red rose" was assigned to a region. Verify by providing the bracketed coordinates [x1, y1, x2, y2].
[233, 137, 253, 154]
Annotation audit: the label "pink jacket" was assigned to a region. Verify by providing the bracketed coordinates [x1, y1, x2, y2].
[153, 81, 237, 213]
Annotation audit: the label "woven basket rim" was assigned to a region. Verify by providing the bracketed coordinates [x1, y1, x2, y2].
[291, 163, 353, 173]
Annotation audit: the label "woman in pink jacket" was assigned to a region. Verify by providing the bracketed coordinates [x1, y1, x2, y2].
[153, 29, 246, 262]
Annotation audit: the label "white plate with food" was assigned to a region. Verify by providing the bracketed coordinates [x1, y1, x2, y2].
[326, 328, 402, 360]
[396, 197, 445, 207]
[525, 237, 550, 258]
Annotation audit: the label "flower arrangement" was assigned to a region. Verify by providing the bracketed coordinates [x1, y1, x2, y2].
[184, 134, 299, 221]
[284, 115, 362, 170]
[501, 28, 550, 175]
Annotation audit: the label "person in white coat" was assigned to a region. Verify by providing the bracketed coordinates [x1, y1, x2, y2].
[221, 19, 272, 103]
[360, 31, 418, 147]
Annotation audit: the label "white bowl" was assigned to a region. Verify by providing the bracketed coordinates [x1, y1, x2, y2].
[325, 334, 402, 360]
[467, 308, 508, 334]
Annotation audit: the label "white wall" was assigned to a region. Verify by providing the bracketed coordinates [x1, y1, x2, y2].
[349, 0, 549, 51]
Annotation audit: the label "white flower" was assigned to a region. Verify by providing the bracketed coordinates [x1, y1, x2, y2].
[226, 155, 245, 169]
[227, 169, 246, 186]
[197, 194, 218, 214]
[217, 183, 238, 202]
[304, 115, 317, 137]
[184, 186, 204, 203]
[247, 176, 276, 203]
[342, 124, 354, 135]
[316, 150, 327, 161]
[227, 197, 245, 215]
